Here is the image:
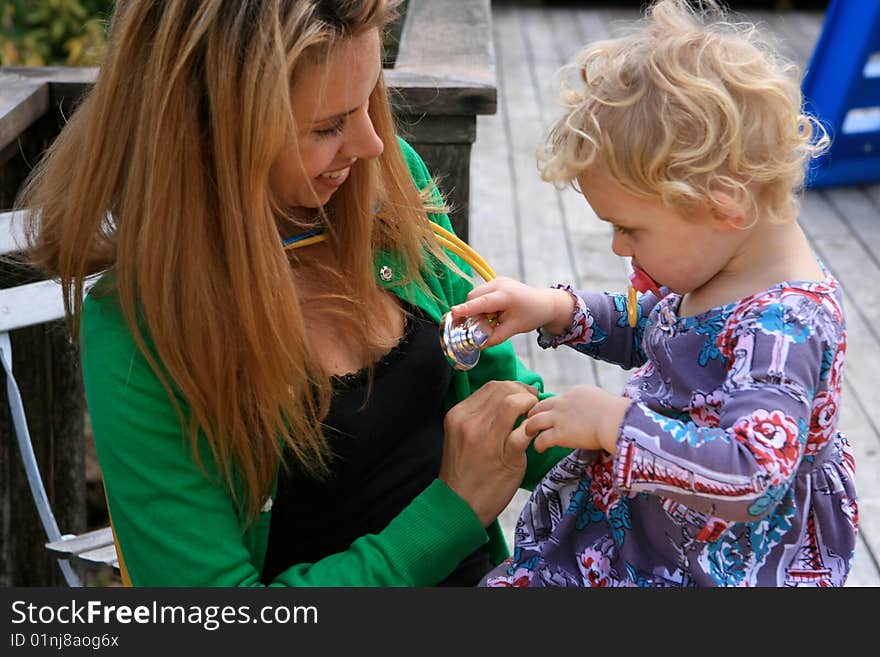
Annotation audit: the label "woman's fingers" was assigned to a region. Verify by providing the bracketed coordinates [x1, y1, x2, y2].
[495, 390, 541, 431]
[440, 380, 541, 526]
[505, 423, 532, 459]
[452, 380, 538, 432]
[526, 397, 554, 417]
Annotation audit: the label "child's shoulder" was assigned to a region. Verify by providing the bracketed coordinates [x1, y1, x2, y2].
[726, 273, 845, 335]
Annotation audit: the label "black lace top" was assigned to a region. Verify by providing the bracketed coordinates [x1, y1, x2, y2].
[261, 302, 492, 585]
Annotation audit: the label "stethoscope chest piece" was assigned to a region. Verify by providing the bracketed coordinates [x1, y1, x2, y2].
[439, 311, 495, 371]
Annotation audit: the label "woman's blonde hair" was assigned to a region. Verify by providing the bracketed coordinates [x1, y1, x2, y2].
[540, 0, 829, 223]
[20, 0, 446, 519]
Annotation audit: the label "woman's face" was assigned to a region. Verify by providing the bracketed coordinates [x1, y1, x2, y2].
[269, 28, 384, 211]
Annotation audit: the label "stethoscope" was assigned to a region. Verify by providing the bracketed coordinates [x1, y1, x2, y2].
[284, 225, 660, 368]
[282, 222, 499, 371]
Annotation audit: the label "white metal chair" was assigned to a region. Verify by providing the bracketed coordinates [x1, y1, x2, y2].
[0, 209, 117, 586]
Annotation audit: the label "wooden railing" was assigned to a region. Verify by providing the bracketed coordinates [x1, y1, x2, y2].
[0, 0, 496, 586]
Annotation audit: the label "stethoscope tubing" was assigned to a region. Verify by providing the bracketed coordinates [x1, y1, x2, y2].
[282, 222, 497, 283]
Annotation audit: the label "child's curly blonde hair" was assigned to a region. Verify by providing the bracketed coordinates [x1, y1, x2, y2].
[539, 0, 829, 224]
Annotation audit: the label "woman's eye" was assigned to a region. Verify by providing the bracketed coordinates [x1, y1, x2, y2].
[314, 119, 344, 138]
[614, 225, 633, 236]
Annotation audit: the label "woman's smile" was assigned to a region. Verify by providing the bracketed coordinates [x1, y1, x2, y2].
[317, 164, 352, 188]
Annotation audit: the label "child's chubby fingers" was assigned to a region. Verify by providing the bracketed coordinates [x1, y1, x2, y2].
[533, 428, 565, 453]
[450, 285, 502, 319]
[526, 397, 554, 418]
[451, 291, 503, 319]
[523, 410, 554, 439]
[465, 279, 499, 301]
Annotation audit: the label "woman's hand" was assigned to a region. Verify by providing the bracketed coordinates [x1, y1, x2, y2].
[440, 380, 540, 526]
[449, 277, 575, 348]
[515, 384, 632, 455]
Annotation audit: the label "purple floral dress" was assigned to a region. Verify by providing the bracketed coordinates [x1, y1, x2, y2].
[481, 274, 858, 587]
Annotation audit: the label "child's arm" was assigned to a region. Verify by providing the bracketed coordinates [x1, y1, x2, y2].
[450, 277, 576, 348]
[538, 284, 660, 370]
[453, 278, 661, 370]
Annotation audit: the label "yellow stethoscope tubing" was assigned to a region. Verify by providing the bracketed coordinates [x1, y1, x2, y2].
[431, 226, 496, 282]
[282, 233, 328, 250]
[282, 222, 497, 283]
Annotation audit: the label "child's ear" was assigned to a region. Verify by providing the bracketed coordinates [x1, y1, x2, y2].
[708, 192, 748, 232]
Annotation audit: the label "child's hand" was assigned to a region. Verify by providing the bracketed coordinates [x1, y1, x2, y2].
[450, 277, 575, 348]
[513, 384, 632, 455]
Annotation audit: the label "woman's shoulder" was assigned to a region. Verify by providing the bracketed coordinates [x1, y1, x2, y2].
[80, 274, 157, 372]
[81, 274, 132, 344]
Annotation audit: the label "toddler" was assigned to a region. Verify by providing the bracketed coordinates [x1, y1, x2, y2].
[454, 0, 858, 586]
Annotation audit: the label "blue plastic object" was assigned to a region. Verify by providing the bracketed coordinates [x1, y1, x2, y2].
[802, 0, 880, 188]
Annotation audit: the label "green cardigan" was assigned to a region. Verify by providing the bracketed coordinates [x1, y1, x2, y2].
[82, 139, 566, 586]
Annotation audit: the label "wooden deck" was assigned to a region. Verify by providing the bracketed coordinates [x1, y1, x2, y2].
[477, 1, 880, 586]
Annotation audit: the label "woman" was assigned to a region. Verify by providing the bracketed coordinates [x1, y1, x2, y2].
[20, 0, 566, 586]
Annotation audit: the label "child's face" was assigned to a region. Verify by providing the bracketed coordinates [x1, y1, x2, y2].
[269, 28, 385, 211]
[577, 168, 741, 296]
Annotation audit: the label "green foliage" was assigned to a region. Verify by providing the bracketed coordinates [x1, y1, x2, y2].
[2, 0, 405, 68]
[1, 0, 115, 66]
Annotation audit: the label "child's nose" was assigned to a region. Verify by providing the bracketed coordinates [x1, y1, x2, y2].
[611, 233, 632, 258]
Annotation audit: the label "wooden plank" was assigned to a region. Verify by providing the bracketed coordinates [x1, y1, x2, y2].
[0, 279, 67, 332]
[855, 500, 880, 583]
[45, 526, 114, 557]
[388, 0, 496, 116]
[494, 4, 595, 392]
[576, 5, 616, 45]
[0, 68, 97, 155]
[537, 5, 629, 391]
[1, 66, 97, 114]
[516, 7, 576, 384]
[821, 188, 880, 272]
[800, 192, 880, 347]
[0, 209, 27, 255]
[76, 544, 119, 569]
[575, 5, 658, 394]
[583, 8, 647, 394]
[495, 7, 570, 284]
[0, 74, 49, 154]
[385, 71, 497, 116]
[1, 65, 98, 85]
[414, 142, 472, 241]
[395, 115, 476, 145]
[848, 534, 880, 587]
[467, 4, 539, 371]
[395, 0, 495, 84]
[564, 5, 641, 394]
[0, 275, 98, 332]
[864, 184, 880, 210]
[787, 10, 826, 59]
[836, 381, 880, 579]
[798, 194, 880, 443]
[745, 10, 813, 69]
[798, 191, 880, 583]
